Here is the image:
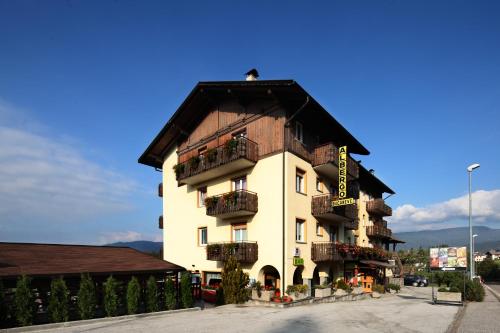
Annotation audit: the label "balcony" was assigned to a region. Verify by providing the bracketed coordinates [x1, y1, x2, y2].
[312, 194, 358, 223]
[344, 219, 359, 230]
[366, 225, 392, 239]
[311, 242, 343, 262]
[366, 199, 392, 217]
[205, 190, 258, 218]
[206, 242, 258, 263]
[174, 137, 258, 185]
[158, 215, 163, 229]
[312, 143, 359, 180]
[312, 242, 389, 262]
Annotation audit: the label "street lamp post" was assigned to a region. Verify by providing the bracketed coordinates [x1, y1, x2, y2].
[472, 234, 478, 277]
[467, 163, 480, 279]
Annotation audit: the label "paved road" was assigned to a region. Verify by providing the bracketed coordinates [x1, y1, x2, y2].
[455, 285, 500, 333]
[32, 287, 458, 333]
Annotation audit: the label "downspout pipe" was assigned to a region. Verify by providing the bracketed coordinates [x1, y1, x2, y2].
[282, 96, 310, 292]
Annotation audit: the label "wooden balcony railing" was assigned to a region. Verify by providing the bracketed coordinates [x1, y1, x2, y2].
[312, 142, 359, 179]
[311, 194, 358, 220]
[158, 215, 163, 229]
[311, 242, 342, 262]
[205, 190, 258, 217]
[366, 225, 392, 238]
[206, 242, 258, 263]
[174, 137, 258, 182]
[312, 242, 389, 262]
[344, 219, 359, 230]
[366, 199, 392, 217]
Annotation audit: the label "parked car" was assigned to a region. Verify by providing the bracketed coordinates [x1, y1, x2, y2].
[202, 278, 222, 303]
[404, 275, 428, 287]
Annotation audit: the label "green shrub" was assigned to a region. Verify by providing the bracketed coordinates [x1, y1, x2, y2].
[465, 279, 484, 302]
[372, 284, 385, 294]
[0, 278, 8, 323]
[387, 283, 400, 293]
[449, 286, 461, 293]
[286, 284, 308, 296]
[180, 272, 193, 308]
[477, 259, 500, 281]
[221, 255, 250, 304]
[145, 276, 158, 313]
[251, 281, 262, 297]
[438, 287, 448, 292]
[14, 275, 34, 326]
[104, 276, 119, 317]
[48, 277, 69, 323]
[126, 277, 141, 315]
[335, 279, 351, 292]
[77, 273, 96, 320]
[165, 277, 176, 310]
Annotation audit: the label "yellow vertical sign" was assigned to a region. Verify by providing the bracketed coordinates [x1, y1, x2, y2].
[339, 146, 347, 199]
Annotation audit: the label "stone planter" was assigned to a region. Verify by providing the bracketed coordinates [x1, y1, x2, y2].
[351, 287, 364, 295]
[371, 291, 381, 298]
[291, 292, 308, 301]
[334, 289, 348, 297]
[436, 292, 462, 303]
[251, 289, 274, 301]
[314, 288, 332, 298]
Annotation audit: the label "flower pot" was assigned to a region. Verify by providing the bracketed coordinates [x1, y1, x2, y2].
[314, 288, 332, 298]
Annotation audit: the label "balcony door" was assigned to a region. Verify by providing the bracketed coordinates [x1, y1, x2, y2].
[328, 225, 337, 242]
[232, 176, 247, 191]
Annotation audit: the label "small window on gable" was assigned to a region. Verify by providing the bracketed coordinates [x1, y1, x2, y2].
[232, 129, 247, 139]
[295, 121, 303, 143]
[316, 178, 322, 192]
[232, 176, 247, 191]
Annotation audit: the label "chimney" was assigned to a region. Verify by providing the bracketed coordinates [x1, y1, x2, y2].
[369, 169, 375, 175]
[245, 68, 259, 81]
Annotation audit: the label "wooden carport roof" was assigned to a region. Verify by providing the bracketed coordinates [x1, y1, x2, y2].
[0, 242, 184, 279]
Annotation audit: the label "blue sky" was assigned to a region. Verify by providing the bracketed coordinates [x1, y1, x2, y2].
[1, 0, 499, 244]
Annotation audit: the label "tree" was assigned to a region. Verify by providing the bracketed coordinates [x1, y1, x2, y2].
[48, 277, 69, 323]
[477, 259, 500, 281]
[14, 275, 34, 326]
[0, 278, 8, 323]
[104, 276, 119, 317]
[126, 277, 141, 315]
[145, 276, 158, 313]
[165, 277, 176, 310]
[180, 272, 193, 308]
[221, 255, 249, 304]
[77, 274, 96, 320]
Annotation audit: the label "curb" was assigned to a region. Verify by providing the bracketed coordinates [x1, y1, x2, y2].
[0, 307, 201, 333]
[484, 284, 500, 302]
[445, 302, 467, 333]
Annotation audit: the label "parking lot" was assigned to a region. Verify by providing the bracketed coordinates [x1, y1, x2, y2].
[31, 287, 459, 333]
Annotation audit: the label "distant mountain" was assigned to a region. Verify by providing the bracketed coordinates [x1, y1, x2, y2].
[106, 241, 162, 253]
[394, 226, 500, 252]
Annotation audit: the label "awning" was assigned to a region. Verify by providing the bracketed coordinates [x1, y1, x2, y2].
[359, 260, 395, 268]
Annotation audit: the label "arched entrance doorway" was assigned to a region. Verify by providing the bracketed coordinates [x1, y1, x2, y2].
[258, 265, 280, 289]
[293, 266, 303, 285]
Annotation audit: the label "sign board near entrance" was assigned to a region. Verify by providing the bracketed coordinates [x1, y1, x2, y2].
[332, 146, 355, 207]
[293, 257, 304, 266]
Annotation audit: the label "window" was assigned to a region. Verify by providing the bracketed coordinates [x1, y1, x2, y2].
[316, 222, 322, 236]
[232, 176, 247, 191]
[198, 227, 207, 246]
[316, 178, 322, 192]
[296, 168, 305, 194]
[198, 187, 207, 207]
[232, 224, 247, 242]
[296, 219, 305, 243]
[328, 225, 337, 242]
[295, 121, 303, 143]
[204, 272, 222, 286]
[232, 129, 247, 139]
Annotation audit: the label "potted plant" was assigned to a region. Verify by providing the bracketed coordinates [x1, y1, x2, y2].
[314, 283, 332, 298]
[172, 163, 185, 178]
[224, 138, 239, 155]
[285, 285, 308, 300]
[206, 148, 218, 163]
[188, 156, 201, 170]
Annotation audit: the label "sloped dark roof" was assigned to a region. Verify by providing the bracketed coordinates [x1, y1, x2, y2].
[0, 242, 184, 278]
[358, 164, 395, 195]
[138, 80, 370, 168]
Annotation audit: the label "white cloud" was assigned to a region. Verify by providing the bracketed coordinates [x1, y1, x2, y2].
[0, 100, 137, 225]
[98, 231, 142, 244]
[389, 189, 500, 231]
